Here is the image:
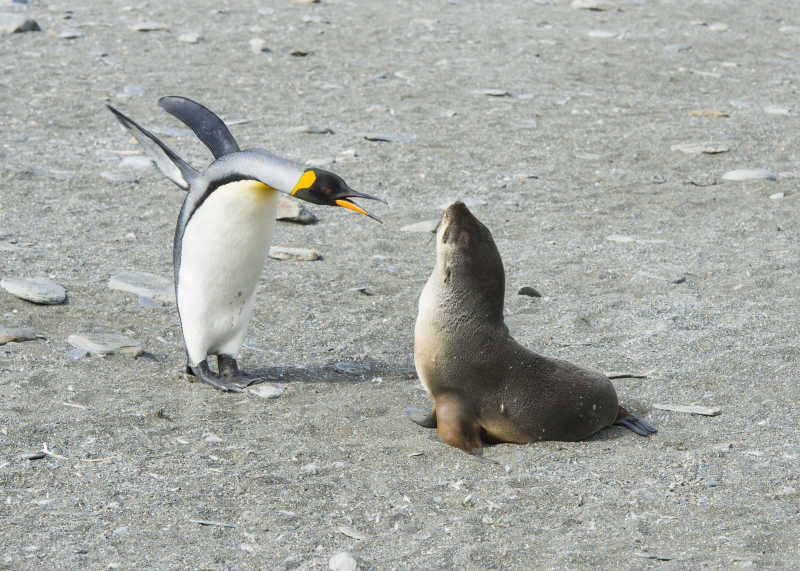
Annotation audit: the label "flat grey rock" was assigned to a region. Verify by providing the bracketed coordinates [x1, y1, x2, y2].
[276, 196, 318, 224]
[108, 271, 175, 303]
[571, 0, 616, 10]
[670, 142, 730, 154]
[130, 22, 169, 32]
[1, 277, 66, 304]
[67, 333, 142, 356]
[400, 220, 439, 233]
[0, 13, 40, 34]
[268, 246, 321, 261]
[329, 552, 358, 571]
[58, 29, 81, 39]
[248, 384, 284, 399]
[721, 168, 777, 182]
[0, 327, 44, 345]
[178, 32, 201, 44]
[653, 403, 721, 416]
[471, 88, 511, 97]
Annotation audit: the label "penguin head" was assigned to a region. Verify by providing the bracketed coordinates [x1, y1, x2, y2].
[291, 168, 385, 222]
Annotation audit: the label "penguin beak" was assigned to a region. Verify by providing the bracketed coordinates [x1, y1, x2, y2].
[332, 187, 387, 224]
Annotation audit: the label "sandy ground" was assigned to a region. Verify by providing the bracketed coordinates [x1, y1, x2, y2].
[2, 0, 799, 568]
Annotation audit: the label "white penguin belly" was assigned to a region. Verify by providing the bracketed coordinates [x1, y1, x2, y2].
[178, 181, 278, 365]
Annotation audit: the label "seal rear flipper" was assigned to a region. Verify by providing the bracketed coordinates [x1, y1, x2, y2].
[406, 405, 437, 428]
[158, 96, 241, 159]
[614, 406, 657, 436]
[107, 104, 199, 190]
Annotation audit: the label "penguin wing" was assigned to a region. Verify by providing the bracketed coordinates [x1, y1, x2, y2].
[107, 104, 198, 190]
[158, 96, 241, 159]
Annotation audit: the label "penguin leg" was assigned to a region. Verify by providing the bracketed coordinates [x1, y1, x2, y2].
[613, 406, 657, 436]
[217, 355, 266, 387]
[406, 405, 438, 428]
[189, 359, 248, 393]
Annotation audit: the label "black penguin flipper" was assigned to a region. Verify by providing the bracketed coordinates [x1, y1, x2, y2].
[107, 104, 198, 190]
[158, 96, 240, 159]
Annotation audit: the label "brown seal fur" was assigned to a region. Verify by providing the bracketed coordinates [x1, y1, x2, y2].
[410, 202, 656, 454]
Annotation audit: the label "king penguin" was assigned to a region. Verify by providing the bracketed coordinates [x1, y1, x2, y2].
[107, 96, 385, 392]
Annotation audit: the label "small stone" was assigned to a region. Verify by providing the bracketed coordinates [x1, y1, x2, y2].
[131, 22, 169, 32]
[633, 263, 687, 284]
[708, 22, 728, 32]
[770, 192, 784, 200]
[0, 14, 40, 34]
[268, 246, 321, 261]
[361, 132, 416, 143]
[301, 462, 319, 474]
[329, 552, 358, 571]
[276, 196, 318, 224]
[653, 403, 721, 416]
[337, 526, 368, 540]
[570, 0, 616, 10]
[764, 105, 790, 116]
[204, 433, 223, 443]
[400, 220, 439, 233]
[606, 234, 668, 245]
[108, 271, 174, 302]
[587, 30, 618, 38]
[121, 84, 145, 97]
[441, 109, 457, 118]
[670, 142, 730, 154]
[287, 125, 333, 134]
[58, 29, 81, 39]
[178, 32, 201, 44]
[779, 25, 800, 33]
[664, 43, 692, 53]
[100, 171, 139, 184]
[690, 109, 729, 118]
[706, 479, 719, 487]
[721, 168, 777, 182]
[518, 286, 541, 298]
[118, 155, 154, 171]
[248, 38, 271, 53]
[1, 277, 66, 304]
[292, 0, 320, 4]
[112, 526, 129, 536]
[0, 327, 44, 345]
[471, 88, 511, 97]
[289, 48, 311, 57]
[67, 333, 142, 356]
[248, 384, 283, 399]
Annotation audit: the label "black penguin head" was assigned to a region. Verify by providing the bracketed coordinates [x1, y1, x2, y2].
[291, 168, 385, 222]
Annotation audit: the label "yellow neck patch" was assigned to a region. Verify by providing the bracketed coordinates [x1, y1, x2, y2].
[291, 170, 316, 196]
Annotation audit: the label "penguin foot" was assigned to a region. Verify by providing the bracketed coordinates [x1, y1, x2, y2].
[218, 355, 267, 387]
[614, 406, 657, 436]
[190, 359, 257, 393]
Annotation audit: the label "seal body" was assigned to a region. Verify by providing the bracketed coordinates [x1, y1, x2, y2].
[412, 202, 654, 454]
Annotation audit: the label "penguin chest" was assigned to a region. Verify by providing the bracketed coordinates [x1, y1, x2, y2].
[178, 181, 278, 332]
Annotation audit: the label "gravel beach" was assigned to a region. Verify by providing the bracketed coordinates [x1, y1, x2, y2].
[2, 0, 799, 568]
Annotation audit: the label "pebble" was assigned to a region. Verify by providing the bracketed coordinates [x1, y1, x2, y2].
[664, 43, 692, 53]
[606, 234, 667, 245]
[178, 32, 201, 44]
[130, 22, 169, 32]
[329, 552, 358, 571]
[248, 384, 283, 399]
[653, 403, 721, 416]
[437, 197, 487, 209]
[121, 84, 145, 97]
[100, 171, 139, 184]
[67, 333, 143, 356]
[471, 88, 511, 97]
[0, 327, 44, 345]
[337, 526, 368, 540]
[586, 30, 618, 39]
[361, 132, 416, 144]
[1, 277, 66, 304]
[249, 38, 271, 53]
[268, 246, 321, 261]
[287, 125, 333, 134]
[400, 220, 439, 233]
[333, 361, 367, 376]
[670, 142, 730, 154]
[276, 196, 318, 224]
[633, 263, 687, 284]
[770, 192, 784, 200]
[108, 271, 175, 303]
[690, 109, 729, 118]
[292, 0, 320, 4]
[301, 463, 319, 474]
[58, 29, 81, 39]
[517, 286, 541, 298]
[118, 155, 154, 171]
[721, 168, 777, 182]
[289, 49, 311, 57]
[763, 105, 790, 116]
[570, 0, 616, 10]
[0, 13, 40, 34]
[204, 433, 223, 443]
[708, 22, 728, 32]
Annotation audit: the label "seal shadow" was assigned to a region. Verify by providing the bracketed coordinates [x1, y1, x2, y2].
[247, 357, 414, 385]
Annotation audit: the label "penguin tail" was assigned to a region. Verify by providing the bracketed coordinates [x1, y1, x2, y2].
[107, 104, 199, 191]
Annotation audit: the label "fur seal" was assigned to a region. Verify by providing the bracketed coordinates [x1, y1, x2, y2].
[408, 202, 656, 454]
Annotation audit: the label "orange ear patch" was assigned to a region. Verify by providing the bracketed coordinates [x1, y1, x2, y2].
[291, 170, 317, 195]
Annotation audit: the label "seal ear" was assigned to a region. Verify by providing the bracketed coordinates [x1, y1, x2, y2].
[107, 104, 198, 190]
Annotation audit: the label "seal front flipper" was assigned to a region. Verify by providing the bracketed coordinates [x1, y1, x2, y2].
[434, 395, 484, 455]
[158, 96, 240, 159]
[406, 405, 437, 428]
[613, 406, 657, 436]
[107, 104, 199, 190]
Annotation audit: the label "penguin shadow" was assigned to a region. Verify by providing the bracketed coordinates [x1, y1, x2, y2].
[247, 357, 413, 385]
